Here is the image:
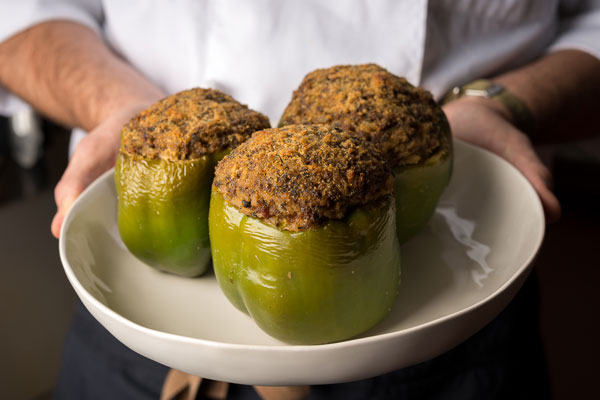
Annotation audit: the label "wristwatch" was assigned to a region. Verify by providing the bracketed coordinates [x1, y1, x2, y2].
[442, 79, 534, 134]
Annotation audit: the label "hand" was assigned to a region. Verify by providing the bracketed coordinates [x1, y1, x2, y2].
[50, 103, 151, 238]
[443, 97, 561, 223]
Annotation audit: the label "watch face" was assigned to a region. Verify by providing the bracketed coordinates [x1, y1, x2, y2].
[463, 82, 504, 98]
[441, 80, 504, 104]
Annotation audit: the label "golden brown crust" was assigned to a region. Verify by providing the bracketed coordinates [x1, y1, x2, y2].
[280, 64, 449, 169]
[120, 88, 270, 161]
[213, 124, 393, 231]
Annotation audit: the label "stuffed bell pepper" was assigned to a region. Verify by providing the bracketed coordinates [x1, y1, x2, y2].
[280, 64, 453, 243]
[209, 124, 401, 344]
[115, 88, 270, 277]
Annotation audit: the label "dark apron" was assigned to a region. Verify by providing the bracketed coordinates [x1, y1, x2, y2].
[54, 273, 549, 400]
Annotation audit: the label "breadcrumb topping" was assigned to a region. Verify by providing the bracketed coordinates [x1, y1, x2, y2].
[120, 88, 270, 161]
[213, 124, 393, 231]
[280, 64, 449, 169]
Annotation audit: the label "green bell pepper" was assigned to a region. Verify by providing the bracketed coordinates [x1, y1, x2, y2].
[115, 150, 227, 277]
[394, 128, 453, 243]
[209, 191, 402, 344]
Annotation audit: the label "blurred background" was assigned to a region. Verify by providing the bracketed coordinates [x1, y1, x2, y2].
[0, 111, 598, 399]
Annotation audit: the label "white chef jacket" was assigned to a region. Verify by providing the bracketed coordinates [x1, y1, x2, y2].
[0, 0, 599, 125]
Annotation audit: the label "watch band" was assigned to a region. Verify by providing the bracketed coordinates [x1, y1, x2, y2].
[442, 79, 535, 134]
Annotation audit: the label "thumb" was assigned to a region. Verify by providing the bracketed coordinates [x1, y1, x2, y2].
[51, 170, 86, 239]
[51, 191, 78, 238]
[51, 122, 121, 239]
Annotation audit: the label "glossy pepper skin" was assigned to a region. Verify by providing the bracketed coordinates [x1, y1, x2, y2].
[394, 128, 453, 243]
[209, 191, 401, 345]
[115, 150, 227, 277]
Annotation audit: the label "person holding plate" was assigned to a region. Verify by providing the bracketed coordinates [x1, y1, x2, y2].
[0, 1, 599, 399]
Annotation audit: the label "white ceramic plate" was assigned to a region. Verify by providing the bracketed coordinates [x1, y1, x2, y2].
[59, 140, 544, 386]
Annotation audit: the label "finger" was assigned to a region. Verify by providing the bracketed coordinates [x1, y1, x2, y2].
[51, 196, 76, 238]
[51, 170, 104, 239]
[497, 132, 562, 222]
[51, 144, 109, 238]
[50, 133, 116, 237]
[50, 104, 144, 238]
[540, 186, 561, 223]
[51, 207, 66, 238]
[509, 156, 561, 223]
[523, 166, 562, 223]
[51, 175, 85, 238]
[50, 213, 62, 239]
